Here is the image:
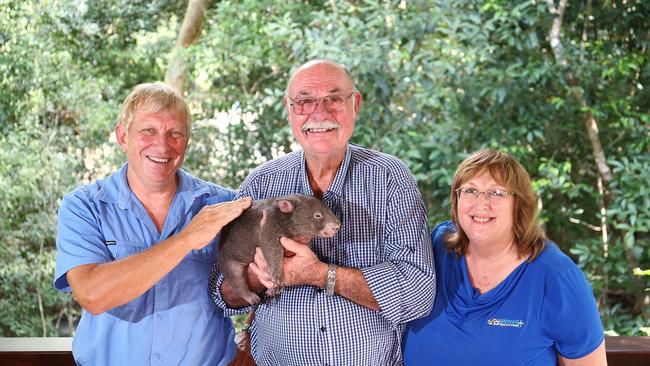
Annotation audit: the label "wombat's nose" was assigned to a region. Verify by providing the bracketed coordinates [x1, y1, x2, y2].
[322, 221, 341, 237]
[331, 221, 341, 230]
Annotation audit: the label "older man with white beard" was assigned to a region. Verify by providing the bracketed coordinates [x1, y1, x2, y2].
[210, 59, 435, 366]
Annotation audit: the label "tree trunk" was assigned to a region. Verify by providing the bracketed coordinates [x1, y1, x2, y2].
[546, 0, 649, 320]
[164, 0, 210, 93]
[546, 0, 613, 183]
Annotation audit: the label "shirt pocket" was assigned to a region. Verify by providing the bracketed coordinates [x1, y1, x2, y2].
[339, 240, 381, 267]
[331, 218, 383, 267]
[186, 242, 217, 263]
[105, 239, 148, 261]
[180, 242, 217, 303]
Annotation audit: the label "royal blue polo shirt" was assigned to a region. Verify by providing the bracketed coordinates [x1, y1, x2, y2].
[54, 164, 237, 366]
[403, 221, 604, 366]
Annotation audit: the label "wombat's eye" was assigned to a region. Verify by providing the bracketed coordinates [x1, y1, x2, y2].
[314, 212, 323, 219]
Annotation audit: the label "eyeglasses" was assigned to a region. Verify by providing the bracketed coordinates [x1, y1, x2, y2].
[286, 92, 355, 115]
[455, 187, 515, 202]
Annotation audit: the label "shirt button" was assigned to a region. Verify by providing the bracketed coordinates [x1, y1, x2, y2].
[157, 314, 163, 320]
[320, 326, 326, 332]
[154, 352, 161, 360]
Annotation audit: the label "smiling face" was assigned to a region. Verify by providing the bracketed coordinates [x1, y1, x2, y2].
[456, 169, 516, 249]
[116, 108, 188, 193]
[284, 61, 361, 162]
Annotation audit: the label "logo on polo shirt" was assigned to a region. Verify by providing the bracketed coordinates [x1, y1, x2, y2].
[487, 318, 525, 328]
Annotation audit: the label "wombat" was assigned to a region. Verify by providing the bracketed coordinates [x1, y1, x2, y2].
[218, 194, 341, 304]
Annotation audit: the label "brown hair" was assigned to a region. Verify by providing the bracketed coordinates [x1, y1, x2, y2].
[447, 149, 546, 260]
[117, 82, 191, 138]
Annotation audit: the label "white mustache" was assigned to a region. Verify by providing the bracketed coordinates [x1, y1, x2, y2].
[300, 120, 341, 132]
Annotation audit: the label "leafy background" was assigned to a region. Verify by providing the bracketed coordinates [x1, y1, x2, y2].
[1, 0, 648, 337]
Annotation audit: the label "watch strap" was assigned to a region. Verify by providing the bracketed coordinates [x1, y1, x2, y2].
[325, 263, 337, 296]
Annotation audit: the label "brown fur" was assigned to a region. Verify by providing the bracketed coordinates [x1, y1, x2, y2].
[218, 194, 340, 304]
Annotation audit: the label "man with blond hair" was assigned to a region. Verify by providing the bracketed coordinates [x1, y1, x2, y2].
[54, 82, 251, 365]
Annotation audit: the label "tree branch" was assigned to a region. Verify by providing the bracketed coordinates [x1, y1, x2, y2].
[165, 0, 211, 93]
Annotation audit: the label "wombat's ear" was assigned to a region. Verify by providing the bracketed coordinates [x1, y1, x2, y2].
[277, 199, 295, 213]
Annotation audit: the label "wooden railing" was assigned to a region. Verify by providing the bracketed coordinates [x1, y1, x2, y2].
[0, 337, 74, 366]
[1, 336, 649, 365]
[606, 336, 650, 366]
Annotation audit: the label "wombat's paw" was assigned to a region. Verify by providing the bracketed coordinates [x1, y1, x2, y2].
[265, 285, 283, 298]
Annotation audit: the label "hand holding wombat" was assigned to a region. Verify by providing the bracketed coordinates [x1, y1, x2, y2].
[218, 194, 340, 304]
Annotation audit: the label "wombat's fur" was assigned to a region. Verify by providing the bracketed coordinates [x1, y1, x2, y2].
[218, 194, 340, 304]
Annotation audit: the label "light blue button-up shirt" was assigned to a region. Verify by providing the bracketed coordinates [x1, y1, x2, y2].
[54, 164, 237, 366]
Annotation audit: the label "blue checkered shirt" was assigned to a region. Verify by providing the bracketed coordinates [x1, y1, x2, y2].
[210, 144, 435, 366]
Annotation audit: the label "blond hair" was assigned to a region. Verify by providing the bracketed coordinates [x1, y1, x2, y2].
[447, 149, 546, 260]
[117, 82, 191, 138]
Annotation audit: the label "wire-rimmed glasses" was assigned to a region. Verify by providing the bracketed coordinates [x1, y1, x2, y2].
[455, 187, 515, 203]
[286, 92, 355, 115]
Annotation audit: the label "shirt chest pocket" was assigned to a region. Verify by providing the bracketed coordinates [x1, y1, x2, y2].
[105, 239, 149, 261]
[338, 239, 381, 267]
[324, 226, 382, 268]
[180, 243, 217, 303]
[334, 199, 384, 267]
[186, 243, 217, 263]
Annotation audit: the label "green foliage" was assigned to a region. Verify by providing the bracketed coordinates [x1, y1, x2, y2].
[0, 122, 80, 336]
[1, 0, 648, 336]
[0, 0, 184, 336]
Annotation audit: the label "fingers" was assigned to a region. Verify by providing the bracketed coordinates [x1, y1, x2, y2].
[233, 196, 253, 208]
[249, 262, 274, 288]
[200, 197, 252, 231]
[250, 248, 274, 288]
[209, 196, 252, 212]
[280, 237, 306, 253]
[278, 237, 324, 287]
[250, 263, 274, 289]
[209, 197, 252, 219]
[254, 247, 268, 271]
[179, 197, 252, 250]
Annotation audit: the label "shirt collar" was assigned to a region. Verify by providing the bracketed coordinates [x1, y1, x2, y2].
[298, 145, 351, 199]
[176, 167, 211, 203]
[94, 164, 130, 208]
[97, 163, 209, 208]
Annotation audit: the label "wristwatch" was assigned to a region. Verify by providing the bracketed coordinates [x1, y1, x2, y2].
[325, 263, 337, 296]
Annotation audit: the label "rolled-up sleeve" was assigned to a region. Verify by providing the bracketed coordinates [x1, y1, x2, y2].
[208, 262, 254, 316]
[54, 191, 109, 291]
[362, 183, 436, 327]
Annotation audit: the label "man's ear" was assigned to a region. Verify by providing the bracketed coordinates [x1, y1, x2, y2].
[115, 124, 128, 153]
[283, 95, 291, 114]
[352, 91, 362, 117]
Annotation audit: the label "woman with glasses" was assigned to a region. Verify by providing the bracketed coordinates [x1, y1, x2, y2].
[403, 149, 607, 366]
